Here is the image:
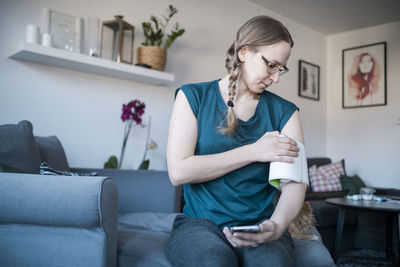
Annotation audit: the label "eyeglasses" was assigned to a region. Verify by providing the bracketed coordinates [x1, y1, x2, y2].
[256, 52, 289, 76]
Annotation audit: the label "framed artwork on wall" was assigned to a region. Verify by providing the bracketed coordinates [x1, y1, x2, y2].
[342, 42, 387, 109]
[46, 8, 82, 53]
[298, 60, 320, 101]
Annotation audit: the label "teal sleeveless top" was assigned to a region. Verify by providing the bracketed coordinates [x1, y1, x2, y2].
[176, 79, 298, 228]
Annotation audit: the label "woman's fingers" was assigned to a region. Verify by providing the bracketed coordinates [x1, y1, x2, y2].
[277, 135, 298, 146]
[277, 149, 299, 157]
[231, 237, 259, 248]
[222, 227, 258, 248]
[254, 131, 300, 163]
[275, 155, 295, 163]
[279, 143, 299, 152]
[222, 220, 279, 248]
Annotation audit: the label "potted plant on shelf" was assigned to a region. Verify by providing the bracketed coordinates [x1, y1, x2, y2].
[137, 5, 185, 71]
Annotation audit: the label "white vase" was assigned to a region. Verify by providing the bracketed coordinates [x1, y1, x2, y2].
[84, 17, 100, 56]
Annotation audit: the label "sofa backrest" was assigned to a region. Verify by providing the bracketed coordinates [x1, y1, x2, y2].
[307, 157, 332, 169]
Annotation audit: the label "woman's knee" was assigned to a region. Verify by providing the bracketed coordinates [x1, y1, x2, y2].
[168, 239, 238, 267]
[167, 216, 239, 266]
[238, 232, 295, 267]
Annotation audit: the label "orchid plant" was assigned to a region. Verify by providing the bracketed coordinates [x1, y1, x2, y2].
[138, 115, 158, 169]
[104, 100, 146, 169]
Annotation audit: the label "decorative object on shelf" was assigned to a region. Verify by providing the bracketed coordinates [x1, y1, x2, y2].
[104, 99, 145, 169]
[342, 42, 387, 109]
[100, 15, 134, 64]
[137, 5, 185, 71]
[137, 46, 166, 71]
[298, 60, 320, 101]
[84, 16, 100, 57]
[25, 24, 40, 44]
[138, 115, 158, 170]
[46, 9, 82, 53]
[41, 33, 52, 47]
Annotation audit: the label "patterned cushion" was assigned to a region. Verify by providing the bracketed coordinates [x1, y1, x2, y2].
[40, 162, 97, 176]
[309, 161, 345, 192]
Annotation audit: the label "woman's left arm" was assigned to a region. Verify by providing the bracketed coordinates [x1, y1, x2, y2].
[269, 110, 308, 238]
[223, 110, 307, 247]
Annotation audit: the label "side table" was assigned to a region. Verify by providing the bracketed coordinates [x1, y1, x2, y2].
[326, 197, 400, 264]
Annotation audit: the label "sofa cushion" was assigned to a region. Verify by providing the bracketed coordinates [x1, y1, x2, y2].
[309, 161, 345, 192]
[306, 157, 332, 169]
[340, 174, 366, 195]
[0, 120, 41, 173]
[118, 212, 177, 233]
[0, 163, 25, 173]
[35, 136, 69, 171]
[117, 212, 178, 267]
[118, 228, 171, 267]
[293, 226, 335, 266]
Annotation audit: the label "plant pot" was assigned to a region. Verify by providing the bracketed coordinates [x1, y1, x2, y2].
[136, 46, 167, 71]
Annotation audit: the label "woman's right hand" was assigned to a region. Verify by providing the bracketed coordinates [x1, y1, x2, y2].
[249, 131, 299, 163]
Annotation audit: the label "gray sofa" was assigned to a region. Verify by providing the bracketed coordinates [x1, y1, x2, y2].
[0, 120, 335, 266]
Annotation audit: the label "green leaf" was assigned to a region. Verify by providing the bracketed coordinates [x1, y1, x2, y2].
[104, 155, 118, 169]
[141, 4, 184, 48]
[168, 5, 178, 18]
[150, 16, 160, 30]
[164, 27, 185, 49]
[138, 159, 150, 170]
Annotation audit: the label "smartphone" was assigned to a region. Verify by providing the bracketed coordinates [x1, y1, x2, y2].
[229, 225, 261, 233]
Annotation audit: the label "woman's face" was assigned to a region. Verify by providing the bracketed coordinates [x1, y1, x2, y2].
[359, 54, 373, 74]
[239, 40, 291, 94]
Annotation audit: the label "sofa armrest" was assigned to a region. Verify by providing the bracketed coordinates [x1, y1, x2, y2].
[70, 168, 181, 214]
[0, 173, 118, 267]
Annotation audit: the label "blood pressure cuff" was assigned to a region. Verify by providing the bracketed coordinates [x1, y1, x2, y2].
[268, 140, 309, 190]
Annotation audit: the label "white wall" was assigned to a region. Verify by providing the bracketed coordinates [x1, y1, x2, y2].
[0, 0, 327, 169]
[327, 21, 400, 188]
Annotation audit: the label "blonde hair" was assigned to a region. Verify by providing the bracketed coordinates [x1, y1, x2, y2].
[219, 15, 294, 135]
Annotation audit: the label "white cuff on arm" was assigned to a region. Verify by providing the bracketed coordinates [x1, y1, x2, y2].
[268, 141, 309, 190]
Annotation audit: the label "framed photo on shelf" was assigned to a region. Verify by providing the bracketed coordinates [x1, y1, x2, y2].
[46, 8, 82, 53]
[342, 42, 387, 109]
[298, 60, 320, 101]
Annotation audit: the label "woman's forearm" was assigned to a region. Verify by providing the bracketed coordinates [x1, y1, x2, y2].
[270, 182, 307, 237]
[168, 143, 256, 186]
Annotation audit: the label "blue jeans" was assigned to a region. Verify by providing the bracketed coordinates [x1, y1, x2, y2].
[167, 215, 295, 267]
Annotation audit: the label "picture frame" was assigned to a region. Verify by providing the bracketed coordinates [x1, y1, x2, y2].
[298, 60, 320, 101]
[45, 8, 82, 53]
[342, 42, 387, 109]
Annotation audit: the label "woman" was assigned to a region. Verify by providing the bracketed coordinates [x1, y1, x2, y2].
[166, 15, 307, 266]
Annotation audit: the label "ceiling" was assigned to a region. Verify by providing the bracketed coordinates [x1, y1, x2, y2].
[249, 0, 400, 35]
